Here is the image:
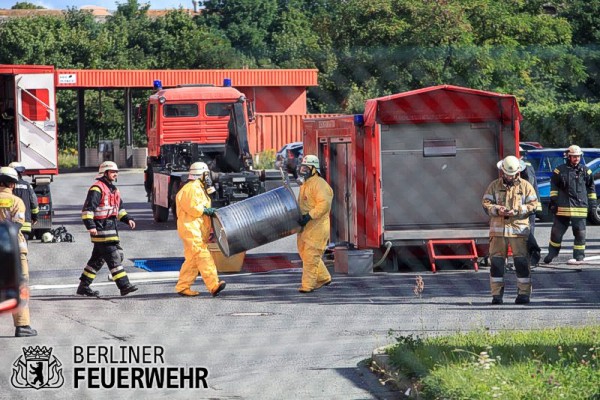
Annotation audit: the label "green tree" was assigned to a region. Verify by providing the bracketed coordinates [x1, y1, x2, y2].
[11, 2, 44, 9]
[201, 0, 279, 65]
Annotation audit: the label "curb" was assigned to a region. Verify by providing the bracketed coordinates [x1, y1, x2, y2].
[371, 345, 415, 398]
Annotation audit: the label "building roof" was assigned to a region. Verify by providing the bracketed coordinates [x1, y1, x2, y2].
[55, 69, 319, 88]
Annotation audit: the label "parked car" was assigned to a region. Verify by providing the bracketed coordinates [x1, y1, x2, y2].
[524, 148, 600, 184]
[520, 141, 543, 151]
[274, 142, 303, 178]
[536, 157, 600, 224]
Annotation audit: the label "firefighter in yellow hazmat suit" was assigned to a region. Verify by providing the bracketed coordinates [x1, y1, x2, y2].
[175, 162, 226, 297]
[297, 155, 334, 293]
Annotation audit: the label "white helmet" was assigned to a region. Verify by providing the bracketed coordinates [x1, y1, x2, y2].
[8, 161, 26, 174]
[497, 155, 521, 176]
[189, 162, 209, 179]
[41, 232, 54, 243]
[99, 161, 119, 174]
[301, 155, 320, 169]
[0, 166, 19, 183]
[566, 145, 583, 156]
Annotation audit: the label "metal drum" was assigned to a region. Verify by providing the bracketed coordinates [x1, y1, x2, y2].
[213, 186, 302, 256]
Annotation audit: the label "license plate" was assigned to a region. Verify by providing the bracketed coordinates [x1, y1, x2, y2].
[232, 177, 246, 183]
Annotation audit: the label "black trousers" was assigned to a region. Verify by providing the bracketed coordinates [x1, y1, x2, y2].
[80, 243, 129, 289]
[549, 216, 586, 259]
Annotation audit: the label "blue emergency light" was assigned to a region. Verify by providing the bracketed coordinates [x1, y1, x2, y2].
[223, 78, 232, 87]
[354, 114, 365, 127]
[153, 80, 162, 90]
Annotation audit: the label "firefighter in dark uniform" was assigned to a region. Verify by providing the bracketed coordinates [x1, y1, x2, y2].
[544, 145, 597, 264]
[8, 162, 39, 240]
[76, 161, 138, 297]
[483, 156, 538, 305]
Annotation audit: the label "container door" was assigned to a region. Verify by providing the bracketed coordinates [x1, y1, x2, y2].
[326, 139, 355, 245]
[15, 73, 58, 173]
[380, 122, 498, 230]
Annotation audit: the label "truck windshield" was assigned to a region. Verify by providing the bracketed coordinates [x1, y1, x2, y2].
[163, 104, 198, 117]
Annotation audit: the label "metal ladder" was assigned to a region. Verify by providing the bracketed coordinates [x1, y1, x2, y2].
[426, 239, 479, 273]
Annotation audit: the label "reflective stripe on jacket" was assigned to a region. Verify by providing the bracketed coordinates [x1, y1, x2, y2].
[550, 163, 597, 218]
[81, 177, 131, 243]
[482, 178, 538, 238]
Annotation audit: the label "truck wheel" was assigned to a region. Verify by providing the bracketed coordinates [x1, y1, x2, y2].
[152, 204, 169, 222]
[588, 204, 600, 225]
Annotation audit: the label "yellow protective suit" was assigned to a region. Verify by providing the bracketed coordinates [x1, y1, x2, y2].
[297, 174, 333, 291]
[0, 187, 30, 326]
[174, 179, 221, 294]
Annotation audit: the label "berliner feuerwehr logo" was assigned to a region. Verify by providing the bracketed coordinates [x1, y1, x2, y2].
[11, 346, 64, 389]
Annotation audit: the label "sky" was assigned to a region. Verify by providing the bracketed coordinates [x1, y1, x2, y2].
[0, 0, 194, 10]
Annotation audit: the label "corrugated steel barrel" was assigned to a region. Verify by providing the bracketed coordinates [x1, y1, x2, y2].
[213, 186, 302, 256]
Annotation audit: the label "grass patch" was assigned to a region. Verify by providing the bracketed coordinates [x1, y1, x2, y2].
[253, 149, 276, 170]
[58, 150, 78, 169]
[386, 326, 599, 399]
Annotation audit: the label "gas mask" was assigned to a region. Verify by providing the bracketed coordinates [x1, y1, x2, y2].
[299, 165, 313, 180]
[204, 173, 216, 194]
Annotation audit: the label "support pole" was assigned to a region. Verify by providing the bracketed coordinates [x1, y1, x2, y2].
[77, 89, 86, 168]
[124, 88, 133, 167]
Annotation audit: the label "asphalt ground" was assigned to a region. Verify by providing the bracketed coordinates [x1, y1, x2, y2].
[0, 169, 599, 399]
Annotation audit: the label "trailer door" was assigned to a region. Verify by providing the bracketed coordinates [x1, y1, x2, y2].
[380, 122, 498, 231]
[15, 73, 58, 172]
[326, 139, 355, 245]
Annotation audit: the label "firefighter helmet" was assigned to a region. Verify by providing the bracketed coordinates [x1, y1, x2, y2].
[42, 232, 54, 243]
[300, 155, 320, 169]
[8, 161, 26, 174]
[189, 162, 209, 179]
[0, 166, 19, 183]
[498, 155, 521, 176]
[566, 145, 583, 156]
[99, 161, 119, 174]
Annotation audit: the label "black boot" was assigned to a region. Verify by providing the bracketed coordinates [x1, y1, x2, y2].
[491, 295, 503, 305]
[120, 283, 138, 296]
[77, 283, 100, 297]
[15, 325, 38, 337]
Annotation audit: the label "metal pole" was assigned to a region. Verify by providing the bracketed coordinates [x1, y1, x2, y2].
[77, 89, 86, 168]
[124, 88, 133, 167]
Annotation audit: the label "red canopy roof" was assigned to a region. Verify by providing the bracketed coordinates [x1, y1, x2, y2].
[364, 85, 522, 126]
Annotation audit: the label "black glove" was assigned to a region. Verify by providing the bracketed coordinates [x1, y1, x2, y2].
[549, 200, 558, 215]
[589, 201, 598, 214]
[31, 214, 38, 224]
[298, 213, 311, 227]
[203, 207, 216, 216]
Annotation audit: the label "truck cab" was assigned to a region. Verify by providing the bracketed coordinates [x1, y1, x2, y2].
[144, 80, 264, 222]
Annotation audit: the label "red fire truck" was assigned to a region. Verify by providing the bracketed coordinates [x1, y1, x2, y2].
[0, 65, 58, 239]
[144, 79, 270, 222]
[303, 85, 522, 271]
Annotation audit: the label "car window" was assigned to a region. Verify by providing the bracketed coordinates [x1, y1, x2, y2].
[548, 156, 565, 170]
[528, 158, 541, 171]
[593, 164, 600, 180]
